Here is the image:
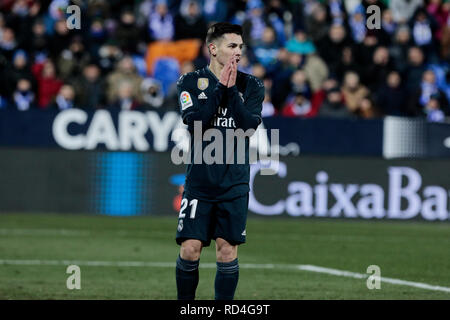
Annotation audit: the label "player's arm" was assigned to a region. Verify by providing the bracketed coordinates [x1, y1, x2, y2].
[178, 61, 233, 129]
[227, 68, 264, 131]
[177, 75, 226, 129]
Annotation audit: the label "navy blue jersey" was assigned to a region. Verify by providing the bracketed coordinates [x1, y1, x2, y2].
[177, 66, 264, 201]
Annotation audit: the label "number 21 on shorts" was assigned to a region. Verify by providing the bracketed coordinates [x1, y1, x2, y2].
[179, 199, 198, 219]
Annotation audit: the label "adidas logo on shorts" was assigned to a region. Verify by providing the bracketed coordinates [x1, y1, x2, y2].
[241, 230, 246, 236]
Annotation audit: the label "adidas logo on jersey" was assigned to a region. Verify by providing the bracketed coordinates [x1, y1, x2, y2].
[198, 92, 208, 99]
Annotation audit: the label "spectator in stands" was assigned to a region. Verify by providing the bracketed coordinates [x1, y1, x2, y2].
[57, 36, 91, 81]
[285, 27, 329, 92]
[32, 59, 63, 109]
[335, 46, 362, 83]
[440, 9, 450, 59]
[404, 46, 427, 90]
[285, 27, 316, 56]
[0, 27, 18, 61]
[148, 0, 174, 41]
[203, 0, 228, 23]
[348, 5, 367, 44]
[318, 86, 354, 118]
[4, 50, 34, 98]
[355, 31, 381, 68]
[86, 0, 110, 20]
[51, 84, 76, 110]
[358, 95, 381, 119]
[328, 0, 346, 25]
[317, 23, 352, 78]
[281, 90, 313, 117]
[73, 64, 105, 109]
[382, 9, 398, 38]
[192, 43, 210, 69]
[252, 26, 280, 73]
[141, 77, 165, 110]
[48, 19, 71, 59]
[174, 0, 208, 40]
[376, 70, 408, 116]
[270, 49, 304, 110]
[114, 9, 143, 54]
[408, 69, 450, 115]
[86, 19, 108, 60]
[266, 0, 288, 20]
[390, 25, 413, 73]
[281, 69, 316, 117]
[305, 3, 328, 43]
[341, 71, 370, 114]
[302, 49, 329, 92]
[290, 0, 314, 33]
[313, 76, 341, 109]
[262, 74, 273, 94]
[363, 46, 394, 91]
[106, 56, 143, 105]
[289, 69, 312, 101]
[250, 63, 267, 80]
[242, 0, 271, 47]
[8, 0, 40, 52]
[98, 43, 124, 74]
[13, 78, 35, 111]
[390, 0, 424, 24]
[424, 92, 447, 121]
[427, 0, 450, 42]
[410, 7, 439, 62]
[262, 90, 276, 117]
[111, 80, 140, 110]
[29, 19, 49, 59]
[343, 0, 361, 16]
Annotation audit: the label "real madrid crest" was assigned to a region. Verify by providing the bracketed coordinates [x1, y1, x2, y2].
[197, 78, 209, 91]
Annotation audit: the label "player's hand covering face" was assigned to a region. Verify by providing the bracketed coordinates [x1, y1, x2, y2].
[214, 33, 243, 88]
[220, 55, 239, 87]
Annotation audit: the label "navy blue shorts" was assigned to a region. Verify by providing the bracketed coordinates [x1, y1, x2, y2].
[175, 192, 249, 247]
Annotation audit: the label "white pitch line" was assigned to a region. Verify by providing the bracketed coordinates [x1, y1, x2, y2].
[296, 265, 450, 293]
[1, 259, 449, 294]
[0, 229, 90, 236]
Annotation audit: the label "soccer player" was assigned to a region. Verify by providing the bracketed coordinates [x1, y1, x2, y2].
[175, 22, 264, 300]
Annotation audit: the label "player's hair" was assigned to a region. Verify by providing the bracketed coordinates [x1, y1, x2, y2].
[205, 22, 243, 45]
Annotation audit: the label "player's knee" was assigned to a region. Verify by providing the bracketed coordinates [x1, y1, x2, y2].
[180, 240, 202, 261]
[216, 241, 237, 262]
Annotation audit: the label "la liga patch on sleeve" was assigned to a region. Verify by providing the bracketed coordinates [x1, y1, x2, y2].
[180, 91, 193, 110]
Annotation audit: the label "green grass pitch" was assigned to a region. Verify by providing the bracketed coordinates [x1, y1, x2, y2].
[0, 213, 449, 300]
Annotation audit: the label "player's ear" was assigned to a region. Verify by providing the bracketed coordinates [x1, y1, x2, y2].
[209, 43, 217, 57]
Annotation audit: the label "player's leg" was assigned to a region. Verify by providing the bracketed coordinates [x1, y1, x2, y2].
[215, 237, 239, 300]
[176, 239, 202, 300]
[213, 193, 248, 300]
[175, 195, 214, 300]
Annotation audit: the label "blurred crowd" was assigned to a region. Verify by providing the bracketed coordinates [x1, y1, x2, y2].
[1, 0, 450, 123]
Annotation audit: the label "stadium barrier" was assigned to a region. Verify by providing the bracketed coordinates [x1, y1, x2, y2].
[1, 108, 450, 157]
[0, 148, 448, 221]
